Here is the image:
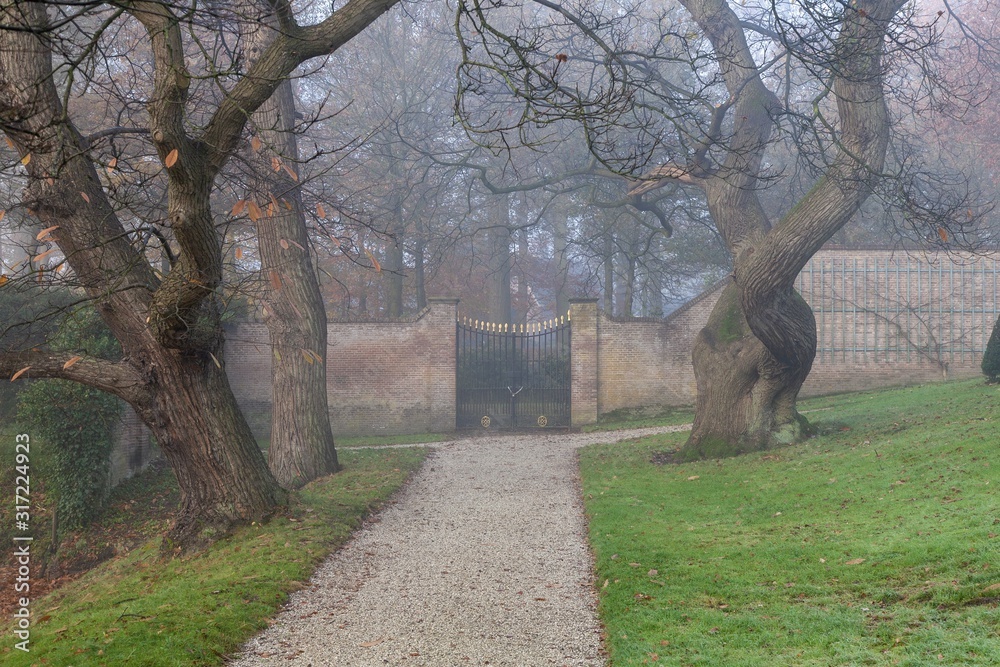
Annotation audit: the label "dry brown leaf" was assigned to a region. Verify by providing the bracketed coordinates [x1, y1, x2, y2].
[231, 199, 247, 216]
[63, 356, 83, 370]
[164, 149, 179, 168]
[0, 275, 7, 287]
[359, 638, 385, 648]
[845, 558, 866, 566]
[316, 203, 326, 219]
[80, 191, 90, 203]
[279, 239, 290, 250]
[11, 366, 31, 382]
[20, 153, 30, 166]
[282, 163, 298, 181]
[982, 582, 1000, 592]
[271, 156, 281, 172]
[937, 227, 948, 243]
[33, 248, 57, 263]
[268, 269, 282, 290]
[301, 350, 315, 364]
[251, 135, 262, 151]
[235, 246, 243, 260]
[208, 352, 222, 369]
[4, 136, 13, 149]
[247, 201, 262, 222]
[36, 225, 59, 241]
[687, 475, 700, 481]
[0, 210, 6, 223]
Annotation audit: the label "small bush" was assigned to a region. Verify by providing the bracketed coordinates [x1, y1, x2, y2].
[981, 315, 1000, 382]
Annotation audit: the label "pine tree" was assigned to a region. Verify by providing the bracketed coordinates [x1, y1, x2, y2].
[981, 316, 1000, 382]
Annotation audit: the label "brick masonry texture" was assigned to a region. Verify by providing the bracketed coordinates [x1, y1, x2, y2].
[226, 298, 458, 438]
[112, 248, 1000, 466]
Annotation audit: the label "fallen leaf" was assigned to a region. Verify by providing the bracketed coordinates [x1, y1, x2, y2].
[317, 203, 326, 218]
[231, 200, 247, 216]
[164, 149, 179, 168]
[251, 135, 262, 151]
[279, 239, 289, 250]
[687, 475, 700, 481]
[983, 583, 1000, 592]
[845, 558, 866, 566]
[20, 153, 30, 166]
[11, 366, 31, 381]
[359, 638, 385, 648]
[63, 356, 83, 369]
[235, 247, 243, 260]
[80, 191, 90, 203]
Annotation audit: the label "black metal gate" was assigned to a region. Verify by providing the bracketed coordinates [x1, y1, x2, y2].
[456, 317, 571, 429]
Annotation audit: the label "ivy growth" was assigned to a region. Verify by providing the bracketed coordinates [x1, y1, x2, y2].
[17, 306, 123, 529]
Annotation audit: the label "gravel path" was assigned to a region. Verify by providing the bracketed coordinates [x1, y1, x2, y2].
[228, 426, 689, 667]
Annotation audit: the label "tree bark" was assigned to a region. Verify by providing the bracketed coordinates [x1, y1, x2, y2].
[244, 12, 339, 488]
[675, 0, 900, 458]
[486, 195, 513, 323]
[683, 282, 813, 460]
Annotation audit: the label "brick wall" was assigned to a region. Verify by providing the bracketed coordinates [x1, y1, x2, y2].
[596, 249, 1000, 410]
[596, 284, 723, 414]
[109, 248, 1000, 462]
[225, 297, 459, 438]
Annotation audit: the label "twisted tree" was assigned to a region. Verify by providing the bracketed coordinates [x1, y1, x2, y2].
[456, 0, 986, 458]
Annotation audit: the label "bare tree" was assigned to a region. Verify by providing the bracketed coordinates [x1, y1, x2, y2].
[456, 0, 986, 458]
[0, 0, 399, 549]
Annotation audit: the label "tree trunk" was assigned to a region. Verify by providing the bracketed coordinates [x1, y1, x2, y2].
[250, 76, 340, 488]
[413, 220, 427, 310]
[486, 195, 513, 323]
[681, 282, 813, 460]
[602, 230, 614, 314]
[139, 348, 287, 550]
[552, 210, 571, 316]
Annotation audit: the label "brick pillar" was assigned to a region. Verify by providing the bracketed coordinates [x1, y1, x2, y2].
[427, 297, 460, 432]
[570, 298, 599, 427]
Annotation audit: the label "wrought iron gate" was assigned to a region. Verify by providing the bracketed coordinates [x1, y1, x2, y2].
[456, 316, 571, 429]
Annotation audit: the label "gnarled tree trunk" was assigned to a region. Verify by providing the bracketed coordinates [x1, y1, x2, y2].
[683, 282, 813, 460]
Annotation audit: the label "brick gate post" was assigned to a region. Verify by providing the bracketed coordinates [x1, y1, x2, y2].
[427, 297, 460, 432]
[569, 298, 599, 427]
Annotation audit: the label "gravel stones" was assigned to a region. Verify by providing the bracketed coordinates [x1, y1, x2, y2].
[228, 427, 684, 666]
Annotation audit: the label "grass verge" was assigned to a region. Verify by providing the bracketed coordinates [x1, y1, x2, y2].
[1, 446, 427, 666]
[580, 379, 1000, 666]
[583, 406, 694, 433]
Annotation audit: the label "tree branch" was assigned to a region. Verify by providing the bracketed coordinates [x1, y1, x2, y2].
[1, 351, 150, 406]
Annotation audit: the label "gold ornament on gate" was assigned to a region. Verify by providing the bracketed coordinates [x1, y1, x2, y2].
[537, 415, 548, 427]
[481, 415, 491, 428]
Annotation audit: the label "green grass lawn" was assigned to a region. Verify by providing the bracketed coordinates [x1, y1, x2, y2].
[580, 379, 1000, 666]
[1, 446, 427, 666]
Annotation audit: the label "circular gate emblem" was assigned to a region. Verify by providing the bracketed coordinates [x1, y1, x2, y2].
[481, 415, 491, 428]
[537, 415, 548, 427]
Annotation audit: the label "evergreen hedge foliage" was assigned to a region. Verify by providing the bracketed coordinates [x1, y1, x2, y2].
[17, 307, 123, 529]
[981, 315, 1000, 383]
